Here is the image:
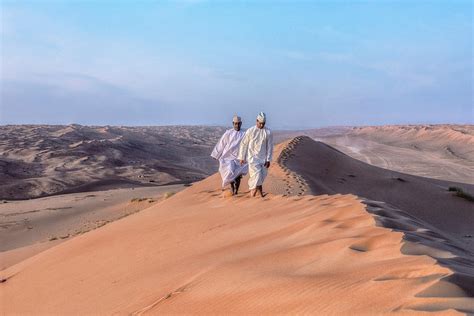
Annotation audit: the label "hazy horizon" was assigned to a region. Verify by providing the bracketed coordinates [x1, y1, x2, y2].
[1, 1, 472, 127]
[1, 122, 473, 132]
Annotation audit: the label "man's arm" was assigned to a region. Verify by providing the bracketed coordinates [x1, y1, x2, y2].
[265, 130, 273, 168]
[237, 130, 250, 164]
[211, 131, 227, 160]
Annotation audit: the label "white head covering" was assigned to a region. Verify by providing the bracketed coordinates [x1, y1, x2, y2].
[232, 115, 242, 123]
[256, 112, 266, 123]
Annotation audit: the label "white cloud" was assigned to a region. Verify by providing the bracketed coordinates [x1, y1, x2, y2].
[282, 50, 312, 61]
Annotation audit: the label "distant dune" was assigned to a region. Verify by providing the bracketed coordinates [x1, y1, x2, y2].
[3, 124, 468, 200]
[0, 124, 349, 200]
[0, 125, 225, 199]
[2, 137, 473, 314]
[317, 124, 474, 184]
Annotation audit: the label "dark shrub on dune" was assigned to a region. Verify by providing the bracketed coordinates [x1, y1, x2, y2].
[448, 186, 474, 202]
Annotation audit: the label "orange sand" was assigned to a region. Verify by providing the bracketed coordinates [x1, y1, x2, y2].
[1, 140, 472, 315]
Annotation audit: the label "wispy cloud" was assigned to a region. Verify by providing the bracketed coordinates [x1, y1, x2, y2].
[1, 1, 471, 126]
[282, 50, 312, 61]
[0, 74, 167, 125]
[281, 48, 437, 88]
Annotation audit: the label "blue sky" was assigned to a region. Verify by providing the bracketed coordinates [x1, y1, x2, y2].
[1, 0, 472, 128]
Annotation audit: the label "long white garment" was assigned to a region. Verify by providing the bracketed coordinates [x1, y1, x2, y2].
[237, 126, 273, 189]
[211, 129, 249, 187]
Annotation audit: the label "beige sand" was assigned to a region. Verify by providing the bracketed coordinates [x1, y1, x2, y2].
[0, 125, 225, 200]
[0, 185, 185, 269]
[283, 136, 474, 298]
[1, 139, 472, 314]
[3, 124, 469, 201]
[317, 125, 474, 184]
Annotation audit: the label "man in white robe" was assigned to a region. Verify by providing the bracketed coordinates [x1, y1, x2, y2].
[238, 112, 273, 197]
[211, 115, 248, 195]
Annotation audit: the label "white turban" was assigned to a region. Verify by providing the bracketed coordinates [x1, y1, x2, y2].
[257, 112, 266, 123]
[233, 115, 242, 123]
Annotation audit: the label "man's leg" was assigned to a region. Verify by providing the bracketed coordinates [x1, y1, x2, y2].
[256, 185, 264, 197]
[230, 181, 235, 195]
[234, 175, 242, 194]
[248, 163, 256, 197]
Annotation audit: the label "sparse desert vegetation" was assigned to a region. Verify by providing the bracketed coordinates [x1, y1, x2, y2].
[130, 197, 150, 202]
[130, 197, 158, 203]
[448, 186, 474, 202]
[163, 192, 175, 199]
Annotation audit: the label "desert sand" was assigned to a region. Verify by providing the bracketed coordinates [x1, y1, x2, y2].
[282, 136, 474, 297]
[0, 125, 225, 200]
[1, 137, 473, 314]
[0, 184, 185, 269]
[2, 124, 470, 201]
[316, 125, 474, 185]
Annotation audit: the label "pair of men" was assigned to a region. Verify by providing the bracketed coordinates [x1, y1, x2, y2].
[211, 112, 273, 197]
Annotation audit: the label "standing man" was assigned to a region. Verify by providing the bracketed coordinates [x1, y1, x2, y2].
[211, 115, 248, 195]
[238, 112, 273, 197]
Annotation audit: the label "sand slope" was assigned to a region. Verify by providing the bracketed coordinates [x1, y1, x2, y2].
[0, 185, 186, 269]
[1, 139, 473, 314]
[317, 125, 474, 184]
[282, 136, 474, 251]
[351, 125, 474, 162]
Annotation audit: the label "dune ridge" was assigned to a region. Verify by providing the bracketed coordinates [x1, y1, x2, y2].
[283, 136, 474, 248]
[1, 137, 473, 314]
[351, 125, 474, 159]
[282, 136, 474, 299]
[317, 125, 474, 184]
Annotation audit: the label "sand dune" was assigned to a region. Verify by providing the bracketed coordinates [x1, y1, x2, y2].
[351, 125, 474, 161]
[316, 125, 474, 184]
[283, 136, 474, 244]
[0, 185, 185, 269]
[2, 124, 471, 200]
[0, 125, 225, 200]
[1, 137, 472, 314]
[282, 136, 474, 298]
[0, 124, 343, 200]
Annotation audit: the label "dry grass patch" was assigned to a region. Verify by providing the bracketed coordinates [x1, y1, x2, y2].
[448, 186, 474, 202]
[163, 192, 175, 199]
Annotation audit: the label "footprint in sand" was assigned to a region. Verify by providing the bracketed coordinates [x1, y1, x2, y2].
[349, 245, 368, 252]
